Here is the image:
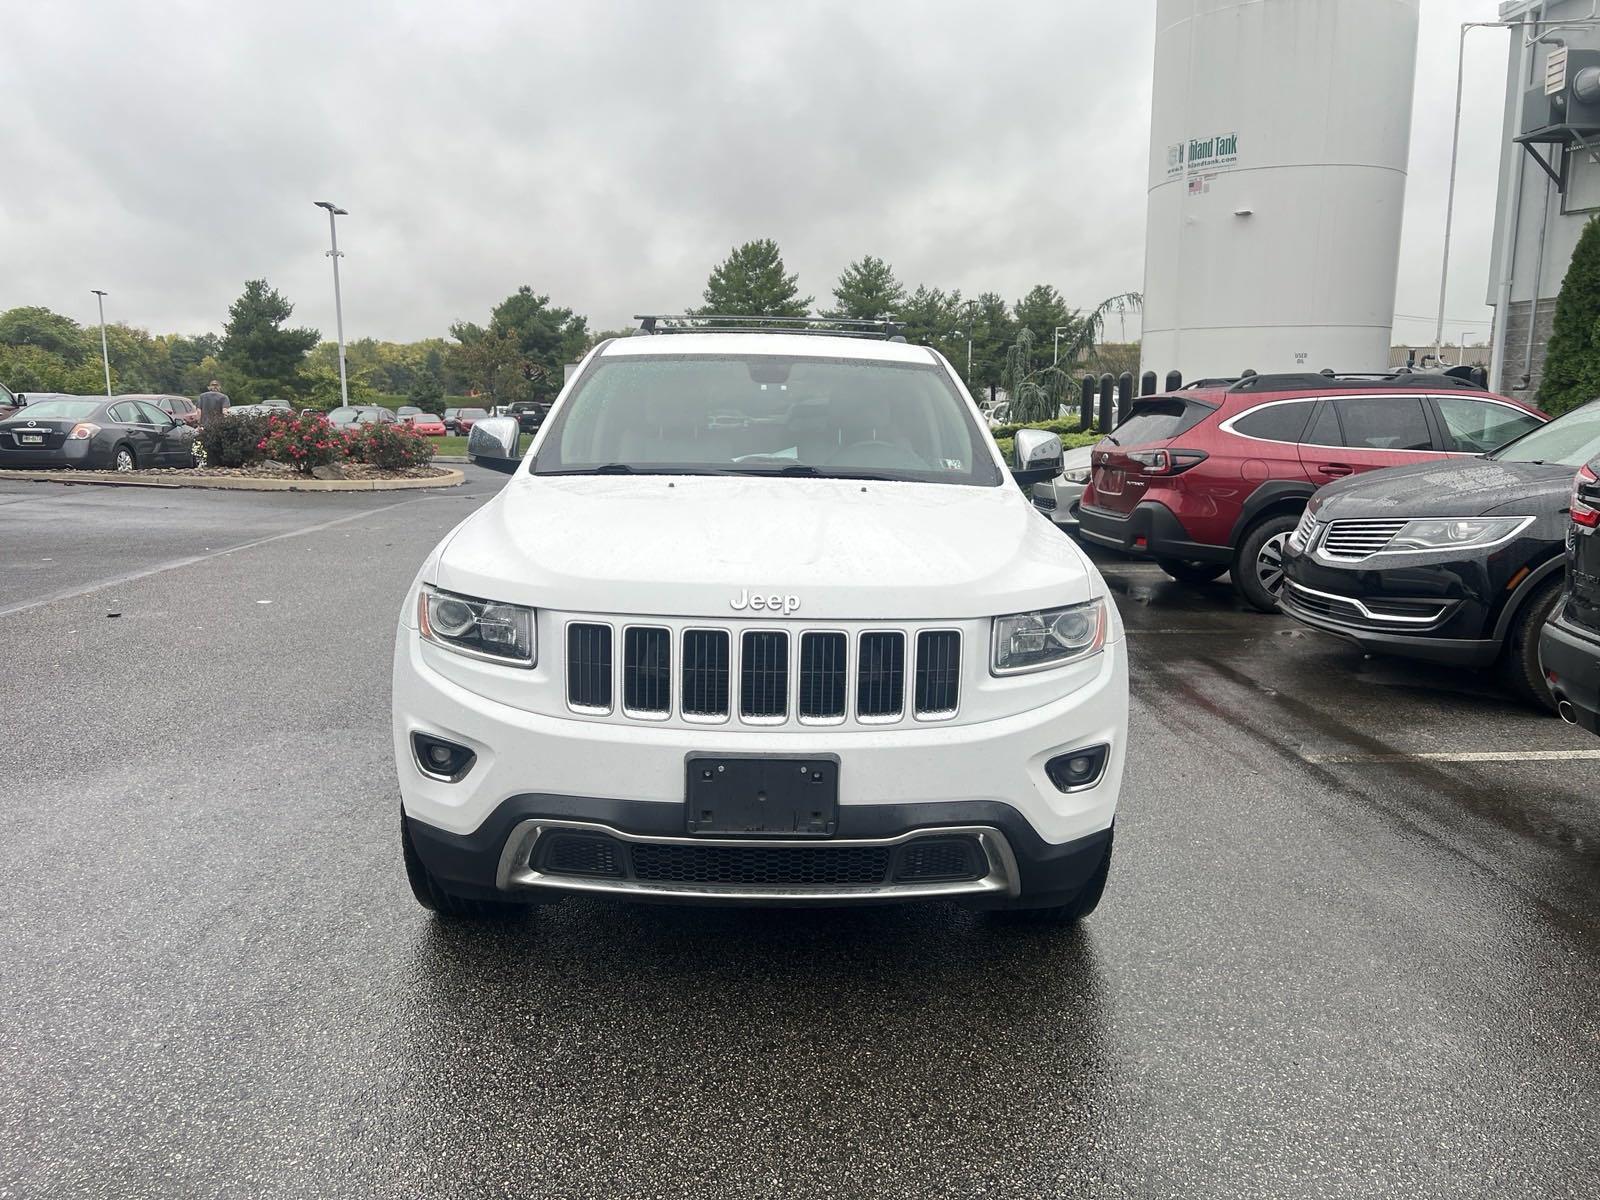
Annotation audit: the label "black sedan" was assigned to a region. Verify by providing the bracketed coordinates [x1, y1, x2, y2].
[0, 396, 197, 471]
[1542, 456, 1600, 735]
[1280, 400, 1600, 710]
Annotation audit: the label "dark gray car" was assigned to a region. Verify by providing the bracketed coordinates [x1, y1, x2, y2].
[0, 396, 197, 471]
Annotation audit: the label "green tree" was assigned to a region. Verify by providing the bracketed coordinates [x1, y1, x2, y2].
[219, 280, 319, 401]
[1539, 215, 1600, 416]
[967, 292, 1014, 399]
[1002, 292, 1143, 423]
[696, 239, 812, 319]
[825, 255, 906, 322]
[0, 307, 92, 364]
[1012, 285, 1073, 363]
[897, 284, 964, 352]
[449, 287, 588, 403]
[407, 369, 445, 408]
[447, 324, 524, 406]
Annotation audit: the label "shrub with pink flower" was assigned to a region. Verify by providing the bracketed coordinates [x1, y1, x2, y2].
[257, 412, 346, 473]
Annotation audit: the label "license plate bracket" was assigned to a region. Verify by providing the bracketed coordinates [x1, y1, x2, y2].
[1097, 467, 1124, 495]
[19, 435, 43, 445]
[685, 754, 839, 837]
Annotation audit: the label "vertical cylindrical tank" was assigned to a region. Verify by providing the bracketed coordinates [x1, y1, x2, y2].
[1141, 0, 1420, 381]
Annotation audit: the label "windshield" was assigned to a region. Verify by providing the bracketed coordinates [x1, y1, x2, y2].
[533, 353, 1000, 485]
[327, 408, 361, 425]
[460, 408, 489, 419]
[1, 399, 101, 422]
[1489, 401, 1600, 467]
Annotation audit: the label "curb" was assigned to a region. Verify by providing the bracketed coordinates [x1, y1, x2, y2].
[0, 468, 465, 493]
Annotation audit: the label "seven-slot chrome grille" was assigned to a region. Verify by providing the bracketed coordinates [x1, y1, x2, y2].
[1319, 519, 1410, 562]
[564, 621, 960, 724]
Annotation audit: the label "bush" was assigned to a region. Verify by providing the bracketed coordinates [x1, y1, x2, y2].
[197, 412, 270, 467]
[348, 422, 434, 469]
[258, 412, 345, 473]
[1538, 214, 1600, 417]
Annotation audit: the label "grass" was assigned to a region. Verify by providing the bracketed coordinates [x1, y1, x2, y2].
[432, 435, 469, 456]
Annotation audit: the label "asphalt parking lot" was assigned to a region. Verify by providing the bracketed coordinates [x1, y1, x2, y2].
[2, 468, 1597, 1199]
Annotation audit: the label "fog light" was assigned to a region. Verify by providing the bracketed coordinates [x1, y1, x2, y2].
[411, 732, 476, 782]
[1045, 744, 1109, 792]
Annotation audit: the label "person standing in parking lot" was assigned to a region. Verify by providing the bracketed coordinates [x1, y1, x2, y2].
[197, 380, 229, 425]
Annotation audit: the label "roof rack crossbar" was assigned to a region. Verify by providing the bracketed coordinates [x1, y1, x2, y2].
[1226, 370, 1485, 393]
[633, 314, 906, 340]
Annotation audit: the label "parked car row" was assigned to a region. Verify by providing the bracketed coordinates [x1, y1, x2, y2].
[1041, 368, 1600, 720]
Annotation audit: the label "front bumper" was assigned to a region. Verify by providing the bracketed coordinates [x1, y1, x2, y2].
[1541, 605, 1600, 736]
[393, 629, 1127, 905]
[1076, 500, 1230, 563]
[1031, 478, 1085, 531]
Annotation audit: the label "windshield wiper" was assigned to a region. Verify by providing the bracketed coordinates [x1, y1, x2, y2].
[591, 462, 636, 474]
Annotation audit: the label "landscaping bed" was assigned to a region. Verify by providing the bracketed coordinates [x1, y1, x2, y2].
[87, 462, 452, 481]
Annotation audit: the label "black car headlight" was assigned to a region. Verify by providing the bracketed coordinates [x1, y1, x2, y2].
[992, 598, 1107, 675]
[1384, 516, 1532, 554]
[418, 585, 535, 666]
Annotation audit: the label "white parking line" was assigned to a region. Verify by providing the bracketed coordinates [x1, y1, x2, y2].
[1303, 749, 1600, 764]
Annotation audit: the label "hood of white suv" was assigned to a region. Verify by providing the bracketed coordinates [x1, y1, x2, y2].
[433, 473, 1097, 620]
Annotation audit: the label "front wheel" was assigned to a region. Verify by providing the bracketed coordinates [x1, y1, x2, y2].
[1233, 513, 1300, 613]
[113, 444, 136, 473]
[1157, 558, 1228, 584]
[1501, 576, 1562, 712]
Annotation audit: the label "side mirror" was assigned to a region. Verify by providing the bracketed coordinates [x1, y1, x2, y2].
[1010, 428, 1063, 489]
[467, 415, 523, 472]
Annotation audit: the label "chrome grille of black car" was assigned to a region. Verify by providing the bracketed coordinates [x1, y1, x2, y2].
[622, 626, 671, 716]
[740, 630, 790, 720]
[564, 624, 958, 724]
[914, 631, 961, 717]
[798, 631, 848, 721]
[1320, 519, 1410, 561]
[681, 629, 730, 719]
[566, 623, 613, 711]
[857, 631, 907, 720]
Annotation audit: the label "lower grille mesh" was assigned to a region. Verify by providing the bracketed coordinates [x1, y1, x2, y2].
[631, 844, 892, 887]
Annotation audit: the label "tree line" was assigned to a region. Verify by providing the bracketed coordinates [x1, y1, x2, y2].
[0, 239, 1136, 409]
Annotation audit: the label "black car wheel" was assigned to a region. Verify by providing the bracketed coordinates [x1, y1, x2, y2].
[1157, 558, 1229, 583]
[113, 444, 136, 473]
[401, 812, 530, 921]
[1502, 575, 1562, 712]
[1233, 513, 1300, 613]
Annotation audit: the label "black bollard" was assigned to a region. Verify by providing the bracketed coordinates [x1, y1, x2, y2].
[1141, 370, 1157, 396]
[1097, 374, 1115, 434]
[1116, 372, 1135, 425]
[1079, 375, 1095, 431]
[1164, 369, 1183, 391]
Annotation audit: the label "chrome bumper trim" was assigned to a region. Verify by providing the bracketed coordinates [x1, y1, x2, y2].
[494, 818, 1022, 903]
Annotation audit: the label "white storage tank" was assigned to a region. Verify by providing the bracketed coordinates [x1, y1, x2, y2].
[1141, 0, 1420, 382]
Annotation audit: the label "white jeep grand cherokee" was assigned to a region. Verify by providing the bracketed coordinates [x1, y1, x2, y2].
[392, 319, 1128, 923]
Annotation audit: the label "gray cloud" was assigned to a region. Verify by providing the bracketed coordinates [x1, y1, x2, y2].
[2, 0, 1503, 348]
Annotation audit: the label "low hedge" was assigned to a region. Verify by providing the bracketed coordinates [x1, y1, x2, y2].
[197, 412, 270, 467]
[992, 424, 1102, 464]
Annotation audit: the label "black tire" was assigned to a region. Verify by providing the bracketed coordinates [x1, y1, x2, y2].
[996, 831, 1113, 925]
[401, 813, 528, 920]
[113, 444, 137, 473]
[1233, 512, 1301, 613]
[1156, 558, 1229, 583]
[1500, 576, 1562, 712]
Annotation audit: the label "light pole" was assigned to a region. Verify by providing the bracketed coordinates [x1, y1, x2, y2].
[1053, 325, 1075, 366]
[90, 289, 112, 397]
[314, 201, 350, 408]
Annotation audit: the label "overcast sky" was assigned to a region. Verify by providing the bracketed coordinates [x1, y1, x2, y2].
[2, 0, 1508, 348]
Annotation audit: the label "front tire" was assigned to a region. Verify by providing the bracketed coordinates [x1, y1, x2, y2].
[1501, 576, 1562, 712]
[1233, 513, 1300, 613]
[1157, 558, 1228, 583]
[401, 813, 528, 920]
[113, 444, 136, 472]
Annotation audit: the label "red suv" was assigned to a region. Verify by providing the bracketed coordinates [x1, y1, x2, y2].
[1075, 372, 1548, 611]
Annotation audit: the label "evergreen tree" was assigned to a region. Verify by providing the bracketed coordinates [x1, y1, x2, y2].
[825, 255, 906, 322]
[897, 285, 964, 351]
[218, 280, 318, 400]
[1538, 215, 1600, 416]
[1012, 284, 1072, 363]
[968, 292, 1014, 397]
[697, 239, 812, 318]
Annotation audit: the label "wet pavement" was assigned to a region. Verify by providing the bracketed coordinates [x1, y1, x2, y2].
[1, 471, 1597, 1198]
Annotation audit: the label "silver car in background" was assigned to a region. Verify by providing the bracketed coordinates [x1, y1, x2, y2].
[1030, 443, 1093, 533]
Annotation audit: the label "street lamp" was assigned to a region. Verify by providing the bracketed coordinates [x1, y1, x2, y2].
[1053, 325, 1075, 366]
[314, 201, 350, 408]
[90, 290, 112, 397]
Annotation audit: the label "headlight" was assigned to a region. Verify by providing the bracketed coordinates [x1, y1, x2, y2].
[418, 585, 535, 666]
[1384, 516, 1532, 554]
[992, 598, 1107, 675]
[1061, 467, 1091, 484]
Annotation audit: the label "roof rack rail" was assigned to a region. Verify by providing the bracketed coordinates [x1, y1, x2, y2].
[633, 314, 906, 340]
[1226, 370, 1486, 393]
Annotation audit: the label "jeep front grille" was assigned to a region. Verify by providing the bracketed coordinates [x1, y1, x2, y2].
[739, 630, 789, 720]
[563, 622, 959, 724]
[798, 631, 847, 721]
[681, 629, 730, 719]
[857, 631, 906, 720]
[566, 623, 612, 711]
[914, 630, 961, 717]
[622, 626, 671, 716]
